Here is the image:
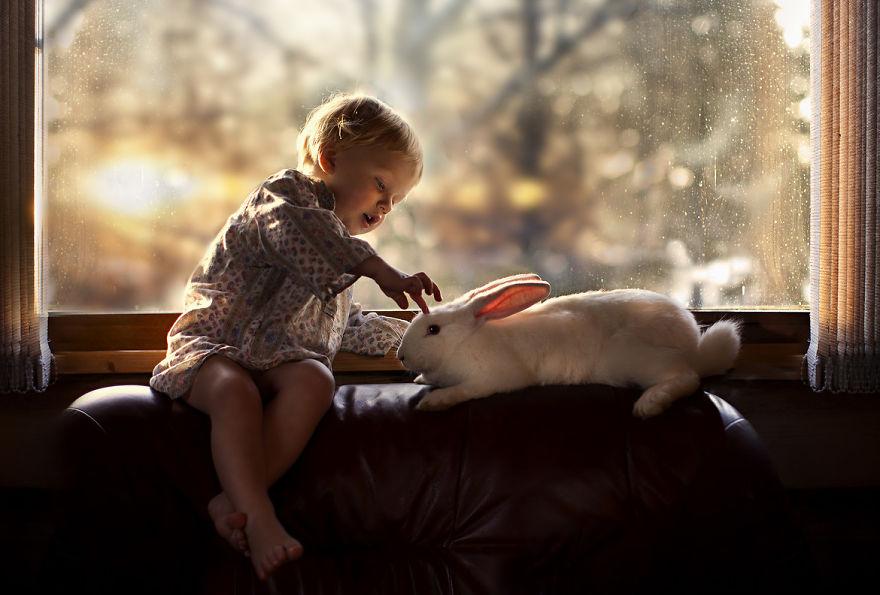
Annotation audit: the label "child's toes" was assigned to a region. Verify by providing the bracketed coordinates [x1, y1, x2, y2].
[214, 511, 249, 552]
[265, 547, 278, 568]
[286, 543, 303, 560]
[227, 511, 247, 528]
[232, 529, 245, 546]
[263, 558, 276, 578]
[249, 553, 269, 580]
[232, 530, 248, 554]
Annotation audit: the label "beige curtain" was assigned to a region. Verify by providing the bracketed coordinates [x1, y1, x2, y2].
[1, 0, 54, 393]
[805, 0, 879, 392]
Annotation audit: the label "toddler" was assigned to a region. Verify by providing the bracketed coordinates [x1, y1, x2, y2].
[150, 93, 441, 581]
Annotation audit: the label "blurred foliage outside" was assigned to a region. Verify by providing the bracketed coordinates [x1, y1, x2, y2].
[45, 0, 811, 312]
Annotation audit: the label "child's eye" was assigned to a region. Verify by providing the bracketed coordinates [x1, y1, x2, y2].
[375, 178, 386, 192]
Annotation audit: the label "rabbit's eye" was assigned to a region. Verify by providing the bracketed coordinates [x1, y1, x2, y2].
[427, 324, 441, 335]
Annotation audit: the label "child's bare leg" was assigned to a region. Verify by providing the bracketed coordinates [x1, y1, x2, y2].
[210, 360, 334, 522]
[209, 359, 334, 516]
[187, 356, 301, 581]
[256, 359, 335, 484]
[189, 360, 252, 554]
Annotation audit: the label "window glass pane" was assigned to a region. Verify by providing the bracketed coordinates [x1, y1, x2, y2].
[45, 0, 810, 312]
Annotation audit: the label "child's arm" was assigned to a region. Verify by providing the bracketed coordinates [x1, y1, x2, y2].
[251, 172, 378, 300]
[352, 255, 442, 313]
[250, 171, 441, 310]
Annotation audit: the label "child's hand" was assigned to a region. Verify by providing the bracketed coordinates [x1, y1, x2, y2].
[378, 270, 442, 314]
[353, 256, 442, 313]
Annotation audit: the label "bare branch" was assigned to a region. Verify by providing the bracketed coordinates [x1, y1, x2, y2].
[211, 0, 317, 66]
[412, 0, 470, 47]
[357, 0, 379, 77]
[460, 0, 640, 132]
[46, 0, 95, 41]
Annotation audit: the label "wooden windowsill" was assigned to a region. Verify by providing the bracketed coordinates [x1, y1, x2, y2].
[49, 310, 809, 379]
[51, 343, 805, 379]
[53, 349, 407, 374]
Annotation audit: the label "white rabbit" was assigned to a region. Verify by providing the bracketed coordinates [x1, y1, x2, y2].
[396, 273, 741, 418]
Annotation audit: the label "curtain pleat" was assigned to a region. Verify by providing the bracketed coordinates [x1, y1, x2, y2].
[1, 0, 54, 393]
[805, 0, 880, 392]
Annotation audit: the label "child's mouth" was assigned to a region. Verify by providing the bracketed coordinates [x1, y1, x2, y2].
[362, 213, 376, 227]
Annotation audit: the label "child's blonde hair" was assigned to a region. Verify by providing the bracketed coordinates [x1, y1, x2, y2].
[297, 93, 423, 179]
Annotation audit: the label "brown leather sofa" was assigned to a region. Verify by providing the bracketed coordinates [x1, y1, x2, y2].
[46, 382, 811, 594]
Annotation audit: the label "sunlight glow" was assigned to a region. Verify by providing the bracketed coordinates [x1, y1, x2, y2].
[774, 0, 810, 49]
[87, 158, 197, 216]
[798, 96, 811, 120]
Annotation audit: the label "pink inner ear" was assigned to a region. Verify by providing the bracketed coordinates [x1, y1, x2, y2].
[475, 283, 550, 320]
[465, 273, 543, 302]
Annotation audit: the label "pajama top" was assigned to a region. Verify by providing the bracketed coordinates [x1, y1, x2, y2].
[149, 169, 409, 399]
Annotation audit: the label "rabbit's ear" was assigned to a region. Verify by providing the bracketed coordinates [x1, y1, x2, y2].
[472, 281, 551, 321]
[464, 273, 544, 302]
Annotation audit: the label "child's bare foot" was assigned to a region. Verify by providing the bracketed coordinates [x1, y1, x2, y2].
[208, 492, 249, 555]
[245, 512, 304, 581]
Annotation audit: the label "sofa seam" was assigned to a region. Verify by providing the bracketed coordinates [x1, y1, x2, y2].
[67, 407, 108, 435]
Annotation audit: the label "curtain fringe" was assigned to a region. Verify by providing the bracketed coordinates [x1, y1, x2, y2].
[0, 351, 56, 394]
[803, 352, 880, 393]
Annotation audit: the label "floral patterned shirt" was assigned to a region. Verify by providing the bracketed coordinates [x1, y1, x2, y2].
[150, 169, 408, 399]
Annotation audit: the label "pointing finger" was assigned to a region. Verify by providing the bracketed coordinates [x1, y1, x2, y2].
[411, 291, 429, 314]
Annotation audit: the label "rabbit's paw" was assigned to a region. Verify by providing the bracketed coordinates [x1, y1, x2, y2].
[416, 387, 468, 411]
[632, 388, 669, 419]
[413, 374, 431, 385]
[416, 397, 452, 411]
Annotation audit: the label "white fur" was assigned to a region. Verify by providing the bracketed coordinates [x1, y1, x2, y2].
[397, 281, 741, 418]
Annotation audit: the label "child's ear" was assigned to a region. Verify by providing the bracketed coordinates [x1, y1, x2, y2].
[317, 148, 336, 175]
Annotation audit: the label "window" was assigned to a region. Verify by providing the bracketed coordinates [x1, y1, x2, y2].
[46, 0, 809, 314]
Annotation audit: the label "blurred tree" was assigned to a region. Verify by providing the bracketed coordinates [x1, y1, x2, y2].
[45, 0, 809, 311]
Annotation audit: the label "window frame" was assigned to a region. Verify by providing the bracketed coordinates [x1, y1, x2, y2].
[7, 0, 805, 381]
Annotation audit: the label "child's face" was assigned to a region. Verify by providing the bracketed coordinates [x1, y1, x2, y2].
[319, 145, 420, 236]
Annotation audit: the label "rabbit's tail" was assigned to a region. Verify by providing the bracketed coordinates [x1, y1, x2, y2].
[696, 319, 742, 377]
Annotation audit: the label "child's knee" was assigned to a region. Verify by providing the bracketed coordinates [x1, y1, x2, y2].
[297, 360, 336, 408]
[190, 357, 261, 413]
